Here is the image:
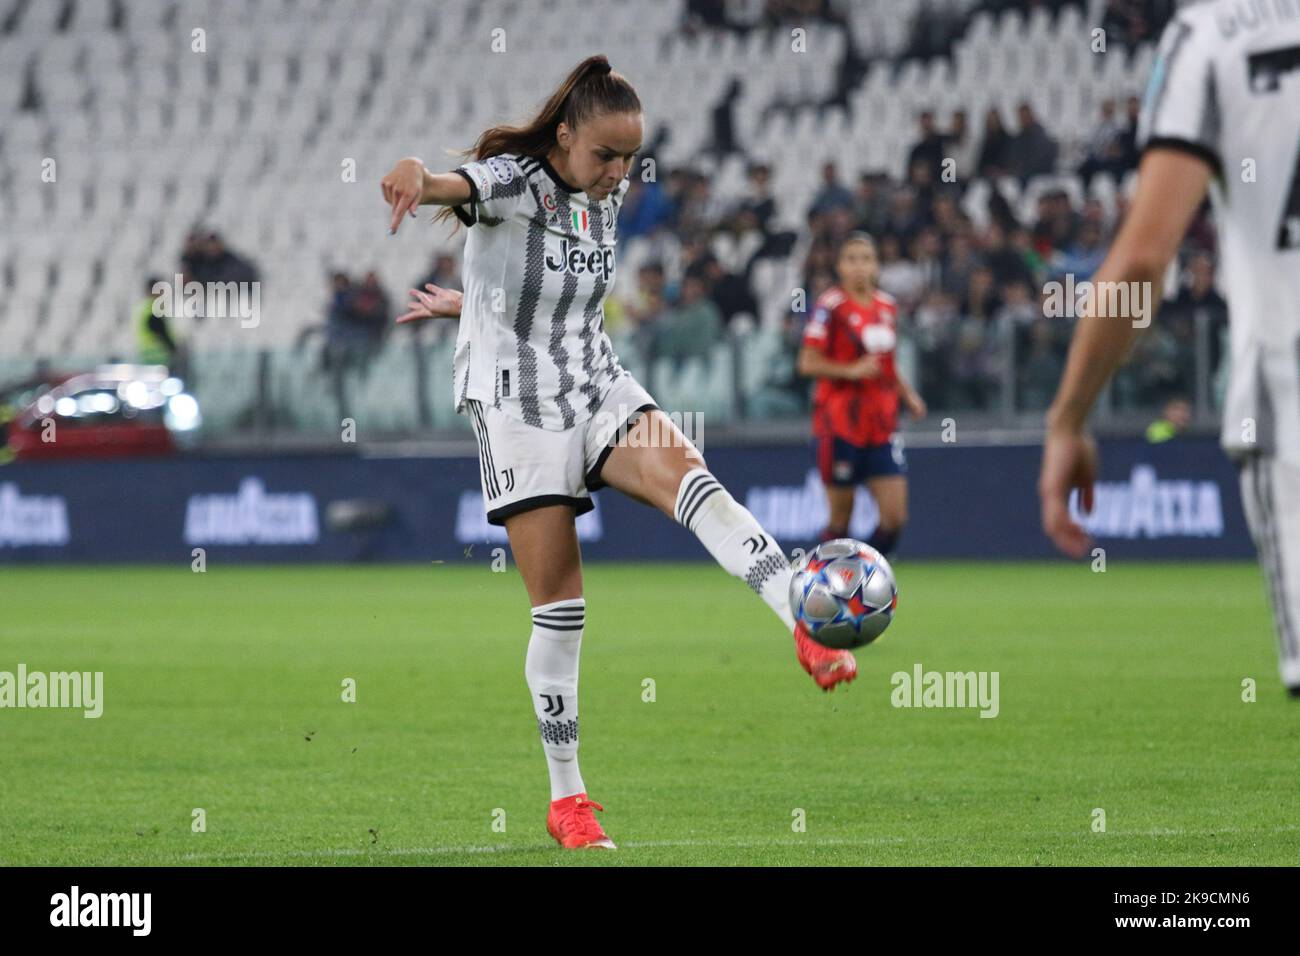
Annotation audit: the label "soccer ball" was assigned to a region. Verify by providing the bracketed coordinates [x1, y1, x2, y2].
[790, 538, 897, 649]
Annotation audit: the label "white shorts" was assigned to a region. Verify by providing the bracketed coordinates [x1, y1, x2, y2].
[464, 373, 658, 526]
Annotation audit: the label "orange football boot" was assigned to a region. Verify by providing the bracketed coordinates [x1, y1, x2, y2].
[794, 620, 858, 691]
[547, 793, 616, 850]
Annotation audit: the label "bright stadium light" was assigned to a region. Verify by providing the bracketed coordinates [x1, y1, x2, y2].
[165, 393, 202, 431]
[122, 380, 151, 408]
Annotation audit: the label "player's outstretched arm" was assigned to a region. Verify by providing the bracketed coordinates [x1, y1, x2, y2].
[895, 369, 926, 418]
[1039, 147, 1212, 557]
[380, 157, 473, 234]
[796, 346, 879, 380]
[396, 283, 464, 325]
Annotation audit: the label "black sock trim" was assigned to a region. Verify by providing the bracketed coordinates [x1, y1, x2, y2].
[676, 473, 720, 526]
[683, 484, 723, 532]
[533, 611, 587, 623]
[674, 473, 712, 523]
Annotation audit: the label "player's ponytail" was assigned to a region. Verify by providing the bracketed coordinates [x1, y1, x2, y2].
[433, 55, 641, 229]
[471, 54, 639, 161]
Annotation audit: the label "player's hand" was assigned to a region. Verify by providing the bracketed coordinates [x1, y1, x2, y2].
[396, 284, 463, 324]
[905, 392, 927, 419]
[850, 354, 881, 379]
[1039, 425, 1098, 559]
[380, 159, 425, 235]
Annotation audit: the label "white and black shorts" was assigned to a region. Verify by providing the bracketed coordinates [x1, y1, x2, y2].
[465, 373, 659, 526]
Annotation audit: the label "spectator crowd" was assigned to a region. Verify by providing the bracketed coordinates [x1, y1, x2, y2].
[165, 0, 1221, 424]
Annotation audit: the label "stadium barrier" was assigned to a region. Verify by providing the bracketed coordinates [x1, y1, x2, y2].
[0, 436, 1252, 563]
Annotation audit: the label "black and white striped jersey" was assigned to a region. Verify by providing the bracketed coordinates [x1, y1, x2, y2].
[450, 152, 630, 431]
[1138, 0, 1300, 462]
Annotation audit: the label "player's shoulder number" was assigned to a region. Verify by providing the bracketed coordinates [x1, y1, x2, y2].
[1244, 41, 1300, 249]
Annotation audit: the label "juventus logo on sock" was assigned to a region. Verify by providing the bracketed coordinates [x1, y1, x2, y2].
[670, 469, 794, 629]
[539, 693, 565, 716]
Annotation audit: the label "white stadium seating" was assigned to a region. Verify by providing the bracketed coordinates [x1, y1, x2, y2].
[0, 0, 1158, 429]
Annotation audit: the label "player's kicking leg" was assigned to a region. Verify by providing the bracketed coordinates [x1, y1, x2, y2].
[596, 407, 857, 691]
[1238, 453, 1300, 695]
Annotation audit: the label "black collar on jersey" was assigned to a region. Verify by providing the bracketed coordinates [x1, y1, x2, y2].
[538, 154, 581, 194]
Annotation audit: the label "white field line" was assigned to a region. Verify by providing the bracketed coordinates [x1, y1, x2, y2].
[175, 824, 1300, 862]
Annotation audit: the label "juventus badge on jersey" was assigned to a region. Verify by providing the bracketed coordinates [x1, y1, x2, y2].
[500, 369, 511, 398]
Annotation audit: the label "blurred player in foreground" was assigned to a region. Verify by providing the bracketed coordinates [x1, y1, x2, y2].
[1039, 1, 1300, 694]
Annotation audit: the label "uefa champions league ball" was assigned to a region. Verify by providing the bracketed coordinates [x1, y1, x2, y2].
[790, 538, 898, 649]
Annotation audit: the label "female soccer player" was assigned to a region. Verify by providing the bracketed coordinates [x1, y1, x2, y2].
[380, 55, 855, 851]
[797, 233, 927, 554]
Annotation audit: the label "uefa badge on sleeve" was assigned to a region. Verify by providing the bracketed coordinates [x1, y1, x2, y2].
[486, 156, 515, 186]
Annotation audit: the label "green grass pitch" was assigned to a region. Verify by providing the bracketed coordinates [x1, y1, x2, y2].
[1, 560, 1296, 866]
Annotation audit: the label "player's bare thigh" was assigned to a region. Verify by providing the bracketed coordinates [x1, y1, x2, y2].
[867, 475, 908, 530]
[503, 505, 584, 605]
[598, 410, 705, 516]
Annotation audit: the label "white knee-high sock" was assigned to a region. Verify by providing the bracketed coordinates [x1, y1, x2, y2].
[525, 598, 586, 801]
[674, 468, 795, 631]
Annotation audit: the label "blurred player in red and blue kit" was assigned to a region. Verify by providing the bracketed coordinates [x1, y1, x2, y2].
[798, 232, 927, 555]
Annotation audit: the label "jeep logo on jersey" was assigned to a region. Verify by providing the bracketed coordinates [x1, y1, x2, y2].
[546, 237, 615, 280]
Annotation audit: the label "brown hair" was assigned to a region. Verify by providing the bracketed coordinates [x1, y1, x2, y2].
[839, 231, 876, 253]
[434, 54, 641, 229]
[837, 232, 878, 289]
